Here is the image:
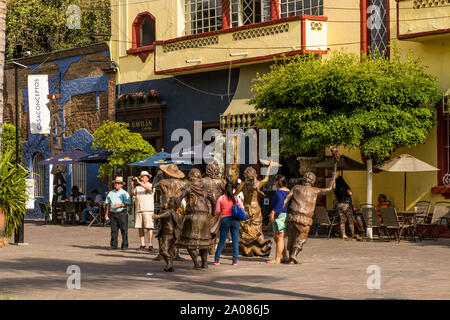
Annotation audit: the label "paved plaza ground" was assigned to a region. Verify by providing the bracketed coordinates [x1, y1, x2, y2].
[1, 220, 450, 300]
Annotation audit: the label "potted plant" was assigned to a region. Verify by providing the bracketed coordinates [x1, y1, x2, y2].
[0, 150, 31, 247]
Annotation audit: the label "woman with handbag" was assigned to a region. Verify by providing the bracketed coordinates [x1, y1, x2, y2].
[267, 174, 290, 264]
[214, 182, 245, 265]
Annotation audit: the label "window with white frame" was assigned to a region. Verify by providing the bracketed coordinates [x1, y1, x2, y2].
[280, 0, 323, 18]
[185, 0, 223, 35]
[231, 0, 271, 27]
[32, 153, 45, 197]
[72, 163, 86, 195]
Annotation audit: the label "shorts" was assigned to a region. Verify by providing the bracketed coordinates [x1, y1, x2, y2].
[273, 212, 287, 233]
[135, 211, 154, 229]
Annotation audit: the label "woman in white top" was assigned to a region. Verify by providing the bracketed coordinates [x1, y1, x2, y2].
[130, 171, 154, 252]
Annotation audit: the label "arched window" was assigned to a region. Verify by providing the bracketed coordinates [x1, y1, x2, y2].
[132, 12, 156, 49]
[141, 16, 156, 46]
[32, 153, 45, 197]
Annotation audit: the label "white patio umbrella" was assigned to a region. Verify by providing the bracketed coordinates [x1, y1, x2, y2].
[376, 154, 439, 211]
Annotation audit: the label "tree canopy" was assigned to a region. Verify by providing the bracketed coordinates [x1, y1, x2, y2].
[1, 123, 21, 163]
[250, 51, 442, 162]
[92, 120, 156, 178]
[6, 0, 110, 59]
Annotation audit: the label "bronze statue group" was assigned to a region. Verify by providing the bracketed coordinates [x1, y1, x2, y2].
[151, 147, 340, 272]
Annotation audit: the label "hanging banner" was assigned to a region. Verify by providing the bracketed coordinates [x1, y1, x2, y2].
[28, 74, 50, 134]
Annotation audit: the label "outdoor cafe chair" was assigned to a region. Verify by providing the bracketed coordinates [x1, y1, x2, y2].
[413, 201, 433, 239]
[360, 205, 384, 241]
[413, 201, 431, 222]
[38, 202, 52, 224]
[423, 202, 450, 241]
[64, 202, 76, 225]
[380, 207, 417, 243]
[313, 206, 339, 239]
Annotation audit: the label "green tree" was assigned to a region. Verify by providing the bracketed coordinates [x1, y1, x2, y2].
[6, 0, 110, 59]
[250, 51, 442, 162]
[1, 123, 21, 163]
[92, 120, 156, 178]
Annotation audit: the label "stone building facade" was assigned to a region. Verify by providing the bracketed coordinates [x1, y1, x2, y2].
[2, 43, 116, 217]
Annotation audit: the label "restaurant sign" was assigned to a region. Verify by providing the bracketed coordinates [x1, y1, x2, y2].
[127, 118, 159, 133]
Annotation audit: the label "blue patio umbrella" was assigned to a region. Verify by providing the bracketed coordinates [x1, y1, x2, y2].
[78, 150, 113, 164]
[172, 143, 215, 161]
[128, 152, 171, 167]
[38, 149, 89, 165]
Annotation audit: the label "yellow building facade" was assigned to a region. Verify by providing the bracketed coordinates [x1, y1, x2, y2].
[110, 0, 450, 211]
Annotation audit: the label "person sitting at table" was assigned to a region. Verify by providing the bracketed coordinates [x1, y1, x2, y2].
[350, 201, 365, 239]
[70, 186, 86, 202]
[69, 186, 86, 223]
[376, 194, 390, 222]
[81, 190, 103, 225]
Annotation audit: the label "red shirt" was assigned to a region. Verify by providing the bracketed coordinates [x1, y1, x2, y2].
[216, 195, 243, 218]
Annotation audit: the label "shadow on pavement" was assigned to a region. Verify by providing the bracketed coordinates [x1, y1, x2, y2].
[0, 256, 337, 300]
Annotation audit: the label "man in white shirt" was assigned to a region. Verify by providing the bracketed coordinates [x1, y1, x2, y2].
[130, 171, 155, 252]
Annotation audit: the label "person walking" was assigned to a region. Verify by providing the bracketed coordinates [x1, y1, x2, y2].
[105, 177, 131, 250]
[334, 176, 356, 240]
[214, 182, 244, 266]
[267, 174, 290, 264]
[130, 171, 155, 252]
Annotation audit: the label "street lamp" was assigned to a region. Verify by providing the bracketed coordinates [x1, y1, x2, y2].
[7, 60, 30, 245]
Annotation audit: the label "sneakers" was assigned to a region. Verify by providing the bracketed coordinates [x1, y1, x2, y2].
[232, 262, 237, 266]
[214, 261, 220, 265]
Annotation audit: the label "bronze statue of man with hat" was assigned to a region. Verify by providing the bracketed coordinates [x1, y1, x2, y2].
[176, 168, 216, 270]
[153, 164, 186, 265]
[281, 147, 339, 264]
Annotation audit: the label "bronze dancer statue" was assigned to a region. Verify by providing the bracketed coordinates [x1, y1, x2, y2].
[176, 168, 215, 270]
[201, 161, 226, 253]
[234, 162, 273, 257]
[281, 147, 339, 264]
[153, 197, 182, 272]
[154, 164, 186, 261]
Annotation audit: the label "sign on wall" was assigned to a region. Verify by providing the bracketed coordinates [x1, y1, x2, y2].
[25, 179, 35, 210]
[28, 75, 51, 134]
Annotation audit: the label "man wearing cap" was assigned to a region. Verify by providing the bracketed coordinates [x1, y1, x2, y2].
[130, 171, 155, 252]
[105, 177, 131, 250]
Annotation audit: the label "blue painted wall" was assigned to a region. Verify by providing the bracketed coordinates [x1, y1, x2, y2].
[118, 68, 240, 151]
[22, 50, 111, 218]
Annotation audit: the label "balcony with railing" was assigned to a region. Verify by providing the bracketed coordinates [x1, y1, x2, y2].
[154, 15, 327, 74]
[397, 0, 450, 40]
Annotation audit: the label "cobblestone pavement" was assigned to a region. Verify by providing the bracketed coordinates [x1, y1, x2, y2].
[1, 220, 449, 300]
